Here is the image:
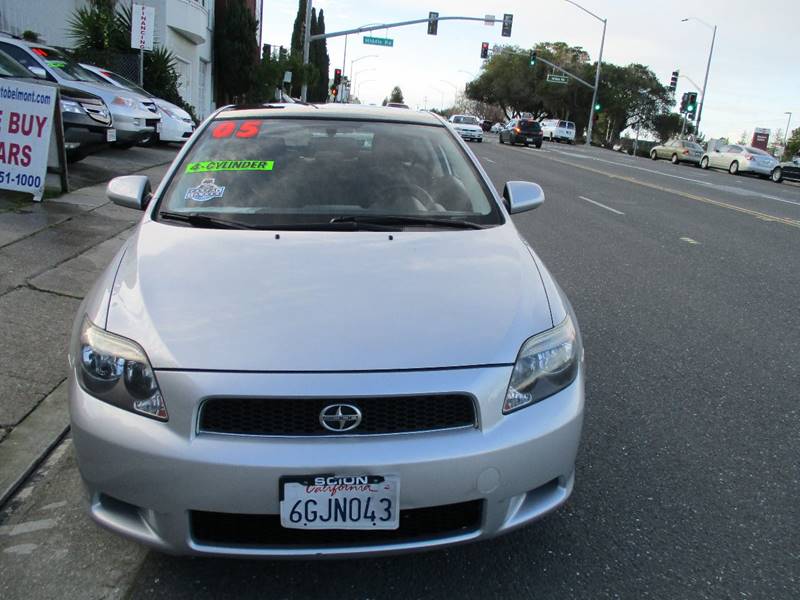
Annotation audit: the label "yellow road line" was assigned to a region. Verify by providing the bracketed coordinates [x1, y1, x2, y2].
[520, 148, 800, 230]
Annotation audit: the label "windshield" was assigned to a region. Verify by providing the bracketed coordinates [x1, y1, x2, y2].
[157, 117, 503, 228]
[101, 69, 151, 96]
[518, 120, 541, 131]
[31, 47, 101, 83]
[452, 116, 479, 125]
[0, 49, 33, 78]
[685, 142, 703, 151]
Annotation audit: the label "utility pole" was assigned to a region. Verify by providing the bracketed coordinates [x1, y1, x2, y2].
[300, 0, 313, 101]
[586, 18, 606, 146]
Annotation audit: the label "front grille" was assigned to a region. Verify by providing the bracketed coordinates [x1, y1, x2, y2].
[198, 394, 476, 436]
[82, 103, 111, 125]
[145, 118, 160, 128]
[191, 500, 482, 548]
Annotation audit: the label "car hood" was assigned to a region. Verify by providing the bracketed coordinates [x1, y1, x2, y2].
[106, 221, 554, 371]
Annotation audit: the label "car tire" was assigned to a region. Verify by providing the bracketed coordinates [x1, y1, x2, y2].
[113, 141, 136, 149]
[700, 156, 709, 169]
[477, 138, 482, 143]
[650, 150, 658, 160]
[498, 135, 504, 144]
[771, 167, 783, 183]
[729, 161, 739, 175]
[671, 154, 679, 164]
[536, 143, 542, 149]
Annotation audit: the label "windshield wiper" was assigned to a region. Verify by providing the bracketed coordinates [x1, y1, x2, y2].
[330, 215, 486, 230]
[158, 211, 398, 231]
[158, 211, 258, 230]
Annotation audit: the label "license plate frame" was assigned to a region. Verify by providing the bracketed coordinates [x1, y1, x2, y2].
[280, 474, 400, 530]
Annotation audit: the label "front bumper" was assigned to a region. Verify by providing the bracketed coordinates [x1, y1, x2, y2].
[111, 110, 159, 143]
[160, 114, 194, 143]
[69, 364, 584, 557]
[456, 130, 483, 141]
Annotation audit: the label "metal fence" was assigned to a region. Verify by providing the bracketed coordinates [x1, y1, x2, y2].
[72, 49, 141, 84]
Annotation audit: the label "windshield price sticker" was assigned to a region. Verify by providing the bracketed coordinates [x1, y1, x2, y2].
[211, 120, 261, 139]
[0, 79, 57, 201]
[280, 474, 400, 530]
[185, 160, 274, 173]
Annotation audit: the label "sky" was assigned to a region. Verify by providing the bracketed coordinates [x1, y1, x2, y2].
[262, 0, 800, 142]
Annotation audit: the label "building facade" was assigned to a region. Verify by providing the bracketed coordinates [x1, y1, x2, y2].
[0, 0, 217, 118]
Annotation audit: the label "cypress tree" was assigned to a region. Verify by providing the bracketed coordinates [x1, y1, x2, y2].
[312, 9, 330, 101]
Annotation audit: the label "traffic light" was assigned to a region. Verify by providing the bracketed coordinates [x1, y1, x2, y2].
[480, 42, 489, 59]
[333, 68, 342, 87]
[669, 70, 679, 93]
[529, 50, 537, 66]
[679, 92, 688, 113]
[686, 92, 698, 117]
[594, 102, 601, 111]
[501, 13, 513, 37]
[330, 86, 338, 97]
[427, 11, 438, 35]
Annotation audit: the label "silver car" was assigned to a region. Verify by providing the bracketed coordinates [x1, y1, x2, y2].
[68, 104, 584, 558]
[650, 139, 704, 165]
[700, 143, 779, 176]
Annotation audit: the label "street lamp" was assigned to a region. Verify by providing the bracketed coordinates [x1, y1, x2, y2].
[350, 54, 377, 80]
[682, 17, 717, 135]
[784, 112, 792, 147]
[352, 67, 376, 97]
[440, 79, 459, 107]
[458, 70, 477, 79]
[357, 79, 376, 100]
[430, 86, 445, 110]
[563, 0, 606, 147]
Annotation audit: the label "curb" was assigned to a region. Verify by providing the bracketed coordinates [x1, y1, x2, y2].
[0, 380, 70, 508]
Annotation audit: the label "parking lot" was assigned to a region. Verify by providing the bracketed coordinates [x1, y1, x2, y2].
[1, 135, 797, 599]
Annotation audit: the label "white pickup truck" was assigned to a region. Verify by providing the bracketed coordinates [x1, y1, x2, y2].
[540, 119, 576, 144]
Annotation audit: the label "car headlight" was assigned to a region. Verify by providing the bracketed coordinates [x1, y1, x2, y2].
[76, 316, 168, 421]
[503, 315, 581, 413]
[112, 96, 135, 108]
[61, 99, 84, 114]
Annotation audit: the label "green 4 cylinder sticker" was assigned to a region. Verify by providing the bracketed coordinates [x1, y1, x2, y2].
[186, 160, 274, 173]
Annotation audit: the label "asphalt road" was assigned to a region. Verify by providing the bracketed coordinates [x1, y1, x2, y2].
[3, 138, 798, 599]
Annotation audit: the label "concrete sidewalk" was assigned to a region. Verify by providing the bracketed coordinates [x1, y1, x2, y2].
[0, 150, 176, 506]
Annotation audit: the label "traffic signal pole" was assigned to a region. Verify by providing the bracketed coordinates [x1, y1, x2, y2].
[301, 0, 313, 101]
[585, 17, 606, 146]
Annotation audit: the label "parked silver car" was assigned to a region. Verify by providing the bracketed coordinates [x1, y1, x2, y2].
[0, 38, 159, 147]
[650, 139, 704, 165]
[700, 143, 779, 177]
[68, 104, 584, 558]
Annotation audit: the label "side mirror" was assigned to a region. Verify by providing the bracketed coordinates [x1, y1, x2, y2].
[28, 66, 48, 79]
[502, 181, 544, 214]
[107, 175, 152, 210]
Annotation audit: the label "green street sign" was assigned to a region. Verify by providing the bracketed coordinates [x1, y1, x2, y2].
[363, 36, 394, 47]
[546, 74, 569, 84]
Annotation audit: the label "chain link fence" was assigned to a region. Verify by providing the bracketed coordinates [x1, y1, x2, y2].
[70, 49, 141, 84]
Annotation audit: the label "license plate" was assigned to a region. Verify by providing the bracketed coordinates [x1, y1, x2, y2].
[280, 474, 400, 530]
[526, 137, 533, 142]
[106, 128, 116, 142]
[156, 122, 161, 133]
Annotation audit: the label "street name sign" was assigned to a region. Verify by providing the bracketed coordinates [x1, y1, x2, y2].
[363, 36, 394, 47]
[547, 74, 569, 84]
[0, 79, 57, 201]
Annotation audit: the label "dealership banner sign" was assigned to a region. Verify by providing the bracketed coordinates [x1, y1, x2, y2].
[0, 80, 57, 200]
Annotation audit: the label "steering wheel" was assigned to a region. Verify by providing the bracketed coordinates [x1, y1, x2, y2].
[371, 182, 437, 212]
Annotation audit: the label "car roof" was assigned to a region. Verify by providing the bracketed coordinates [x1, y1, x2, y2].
[216, 103, 445, 125]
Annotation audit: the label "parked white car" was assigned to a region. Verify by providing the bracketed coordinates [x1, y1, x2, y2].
[540, 119, 576, 144]
[700, 144, 779, 177]
[448, 115, 483, 142]
[81, 63, 195, 144]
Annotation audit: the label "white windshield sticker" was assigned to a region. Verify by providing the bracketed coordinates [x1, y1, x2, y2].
[185, 178, 226, 202]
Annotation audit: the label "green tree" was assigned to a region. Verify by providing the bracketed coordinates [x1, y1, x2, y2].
[214, 0, 259, 103]
[784, 127, 800, 159]
[389, 86, 404, 103]
[309, 8, 330, 102]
